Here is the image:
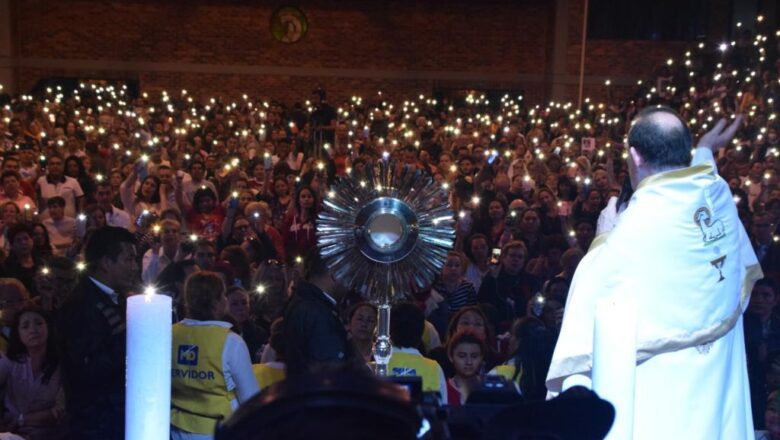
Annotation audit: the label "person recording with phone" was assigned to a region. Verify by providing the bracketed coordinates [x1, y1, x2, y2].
[463, 234, 492, 293]
[120, 158, 167, 220]
[242, 201, 285, 262]
[426, 252, 478, 340]
[477, 240, 541, 334]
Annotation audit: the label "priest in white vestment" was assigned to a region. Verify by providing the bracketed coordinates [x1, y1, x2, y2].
[547, 108, 763, 440]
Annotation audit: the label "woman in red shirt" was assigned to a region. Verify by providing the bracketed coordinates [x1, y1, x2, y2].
[446, 330, 486, 406]
[185, 187, 225, 241]
[280, 185, 318, 265]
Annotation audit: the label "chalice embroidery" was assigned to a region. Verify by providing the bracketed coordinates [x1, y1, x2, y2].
[709, 255, 726, 282]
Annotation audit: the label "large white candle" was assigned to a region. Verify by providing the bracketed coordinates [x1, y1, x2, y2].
[126, 290, 172, 440]
[592, 295, 637, 440]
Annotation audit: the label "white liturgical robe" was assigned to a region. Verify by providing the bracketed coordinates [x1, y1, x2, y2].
[547, 158, 763, 440]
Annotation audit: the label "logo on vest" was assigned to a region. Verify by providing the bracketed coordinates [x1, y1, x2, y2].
[178, 345, 199, 366]
[694, 207, 726, 245]
[392, 367, 418, 376]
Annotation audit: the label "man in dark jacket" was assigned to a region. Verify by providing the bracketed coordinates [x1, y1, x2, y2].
[283, 248, 352, 375]
[477, 240, 541, 334]
[57, 226, 138, 440]
[752, 213, 780, 285]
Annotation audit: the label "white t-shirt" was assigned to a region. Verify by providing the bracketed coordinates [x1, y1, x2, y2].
[43, 216, 76, 255]
[37, 175, 84, 219]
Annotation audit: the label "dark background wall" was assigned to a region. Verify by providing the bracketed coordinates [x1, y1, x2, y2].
[1, 0, 745, 105]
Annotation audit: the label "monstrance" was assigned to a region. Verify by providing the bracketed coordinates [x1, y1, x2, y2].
[317, 157, 455, 375]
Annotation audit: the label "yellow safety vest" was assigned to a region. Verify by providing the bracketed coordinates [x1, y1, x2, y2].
[492, 364, 522, 385]
[171, 323, 234, 434]
[421, 321, 439, 353]
[388, 351, 443, 394]
[253, 363, 286, 391]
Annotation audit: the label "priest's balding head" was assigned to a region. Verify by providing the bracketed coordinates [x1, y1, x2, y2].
[627, 106, 693, 189]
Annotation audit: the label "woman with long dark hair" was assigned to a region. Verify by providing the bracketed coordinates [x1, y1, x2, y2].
[120, 159, 166, 220]
[185, 187, 225, 242]
[490, 317, 555, 402]
[473, 198, 507, 247]
[446, 330, 486, 406]
[428, 306, 502, 378]
[30, 223, 54, 260]
[347, 302, 378, 363]
[280, 185, 318, 265]
[0, 202, 21, 252]
[0, 305, 64, 439]
[64, 155, 95, 205]
[269, 177, 292, 231]
[1, 224, 46, 294]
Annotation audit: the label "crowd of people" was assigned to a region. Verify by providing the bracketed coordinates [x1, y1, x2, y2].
[0, 23, 777, 439]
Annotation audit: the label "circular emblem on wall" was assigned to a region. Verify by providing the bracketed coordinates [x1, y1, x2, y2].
[270, 6, 308, 43]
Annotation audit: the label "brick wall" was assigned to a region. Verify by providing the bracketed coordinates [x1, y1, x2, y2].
[7, 0, 708, 105]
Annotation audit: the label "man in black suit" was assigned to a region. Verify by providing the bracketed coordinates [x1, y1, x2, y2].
[57, 226, 138, 440]
[282, 248, 353, 375]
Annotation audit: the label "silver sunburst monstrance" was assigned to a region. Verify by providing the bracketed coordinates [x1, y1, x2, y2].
[318, 157, 455, 375]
